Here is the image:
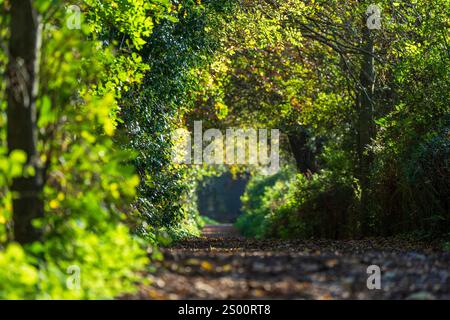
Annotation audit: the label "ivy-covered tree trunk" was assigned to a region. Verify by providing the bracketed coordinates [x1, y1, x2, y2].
[357, 19, 375, 236]
[6, 0, 43, 244]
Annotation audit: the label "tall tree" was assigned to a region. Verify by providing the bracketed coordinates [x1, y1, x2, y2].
[6, 0, 43, 244]
[357, 15, 375, 235]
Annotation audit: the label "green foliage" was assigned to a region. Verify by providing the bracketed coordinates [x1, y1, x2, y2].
[227, 0, 450, 240]
[237, 155, 357, 239]
[267, 172, 357, 239]
[120, 0, 234, 231]
[0, 0, 173, 299]
[0, 0, 448, 299]
[33, 225, 148, 299]
[200, 215, 220, 225]
[236, 167, 294, 238]
[0, 243, 39, 299]
[371, 118, 450, 237]
[366, 0, 450, 237]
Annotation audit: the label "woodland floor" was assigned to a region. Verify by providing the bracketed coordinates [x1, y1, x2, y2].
[128, 225, 450, 300]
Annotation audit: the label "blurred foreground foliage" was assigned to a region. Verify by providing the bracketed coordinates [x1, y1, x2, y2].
[0, 0, 229, 299]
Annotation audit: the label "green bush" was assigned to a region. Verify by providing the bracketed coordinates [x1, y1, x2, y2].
[236, 167, 293, 238]
[267, 172, 357, 239]
[237, 171, 357, 239]
[371, 117, 450, 238]
[237, 141, 358, 240]
[0, 243, 39, 299]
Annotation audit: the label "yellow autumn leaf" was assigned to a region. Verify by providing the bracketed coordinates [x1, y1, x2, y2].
[49, 199, 59, 209]
[200, 261, 214, 271]
[104, 118, 115, 136]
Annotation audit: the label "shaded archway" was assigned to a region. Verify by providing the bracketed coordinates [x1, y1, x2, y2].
[197, 172, 248, 223]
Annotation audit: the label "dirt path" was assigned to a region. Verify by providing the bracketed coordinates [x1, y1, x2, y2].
[130, 225, 450, 300]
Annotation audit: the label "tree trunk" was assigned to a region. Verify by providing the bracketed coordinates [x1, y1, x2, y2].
[7, 0, 43, 244]
[357, 18, 375, 236]
[287, 128, 319, 175]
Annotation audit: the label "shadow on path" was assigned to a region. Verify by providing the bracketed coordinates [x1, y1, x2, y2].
[127, 225, 450, 300]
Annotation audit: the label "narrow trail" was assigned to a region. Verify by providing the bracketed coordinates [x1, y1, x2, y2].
[130, 225, 450, 300]
[201, 224, 241, 238]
